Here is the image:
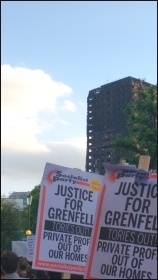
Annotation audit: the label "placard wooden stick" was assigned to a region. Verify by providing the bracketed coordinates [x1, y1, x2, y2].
[138, 155, 151, 171]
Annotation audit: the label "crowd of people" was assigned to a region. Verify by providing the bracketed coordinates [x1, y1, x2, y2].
[1, 251, 63, 279]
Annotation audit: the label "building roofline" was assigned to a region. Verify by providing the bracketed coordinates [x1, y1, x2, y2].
[89, 76, 154, 94]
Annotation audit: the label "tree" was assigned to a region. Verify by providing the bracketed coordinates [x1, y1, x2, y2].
[113, 85, 157, 169]
[1, 199, 22, 250]
[30, 185, 40, 234]
[21, 185, 41, 235]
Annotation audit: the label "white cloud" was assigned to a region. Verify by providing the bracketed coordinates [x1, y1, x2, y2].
[2, 65, 73, 115]
[1, 65, 75, 152]
[1, 138, 86, 195]
[61, 100, 77, 112]
[1, 65, 87, 195]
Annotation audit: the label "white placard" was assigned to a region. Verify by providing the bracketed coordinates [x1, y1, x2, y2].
[85, 165, 157, 279]
[12, 241, 27, 257]
[27, 235, 35, 261]
[32, 162, 104, 274]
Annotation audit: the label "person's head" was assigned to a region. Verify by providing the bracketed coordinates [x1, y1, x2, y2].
[35, 269, 47, 279]
[47, 271, 62, 279]
[18, 257, 28, 271]
[1, 251, 19, 274]
[1, 268, 5, 278]
[28, 261, 32, 267]
[28, 268, 37, 279]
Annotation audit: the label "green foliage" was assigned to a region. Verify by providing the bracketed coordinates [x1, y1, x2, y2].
[21, 185, 40, 235]
[1, 199, 22, 250]
[1, 186, 41, 250]
[30, 185, 40, 234]
[113, 85, 157, 169]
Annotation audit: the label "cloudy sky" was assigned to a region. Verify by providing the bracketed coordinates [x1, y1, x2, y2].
[1, 1, 157, 196]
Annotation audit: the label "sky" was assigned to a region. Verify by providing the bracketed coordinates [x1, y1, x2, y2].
[1, 1, 157, 196]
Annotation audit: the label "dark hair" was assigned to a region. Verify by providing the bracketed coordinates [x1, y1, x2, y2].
[1, 269, 4, 276]
[26, 268, 37, 279]
[28, 261, 32, 266]
[1, 251, 19, 274]
[47, 271, 62, 279]
[35, 269, 48, 279]
[18, 257, 28, 270]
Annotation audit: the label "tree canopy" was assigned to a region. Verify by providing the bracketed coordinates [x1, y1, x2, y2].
[113, 85, 157, 169]
[1, 185, 41, 250]
[1, 199, 22, 250]
[21, 185, 40, 235]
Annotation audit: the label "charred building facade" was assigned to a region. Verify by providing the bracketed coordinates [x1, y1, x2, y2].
[86, 76, 152, 174]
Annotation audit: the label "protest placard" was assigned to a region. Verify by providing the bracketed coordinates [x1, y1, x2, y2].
[27, 235, 35, 261]
[32, 162, 104, 274]
[84, 164, 157, 279]
[12, 241, 27, 257]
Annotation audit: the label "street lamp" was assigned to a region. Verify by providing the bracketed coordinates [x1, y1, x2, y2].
[26, 193, 32, 236]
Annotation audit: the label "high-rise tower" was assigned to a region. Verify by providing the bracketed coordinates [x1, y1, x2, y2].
[86, 77, 153, 174]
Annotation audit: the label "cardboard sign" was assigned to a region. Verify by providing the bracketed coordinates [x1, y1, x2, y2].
[27, 235, 35, 261]
[138, 155, 151, 171]
[12, 241, 27, 257]
[32, 163, 104, 274]
[85, 165, 157, 279]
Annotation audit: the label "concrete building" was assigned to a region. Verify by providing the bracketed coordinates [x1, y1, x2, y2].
[2, 198, 24, 209]
[86, 76, 153, 174]
[7, 191, 30, 208]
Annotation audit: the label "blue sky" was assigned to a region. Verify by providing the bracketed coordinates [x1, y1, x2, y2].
[1, 1, 157, 196]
